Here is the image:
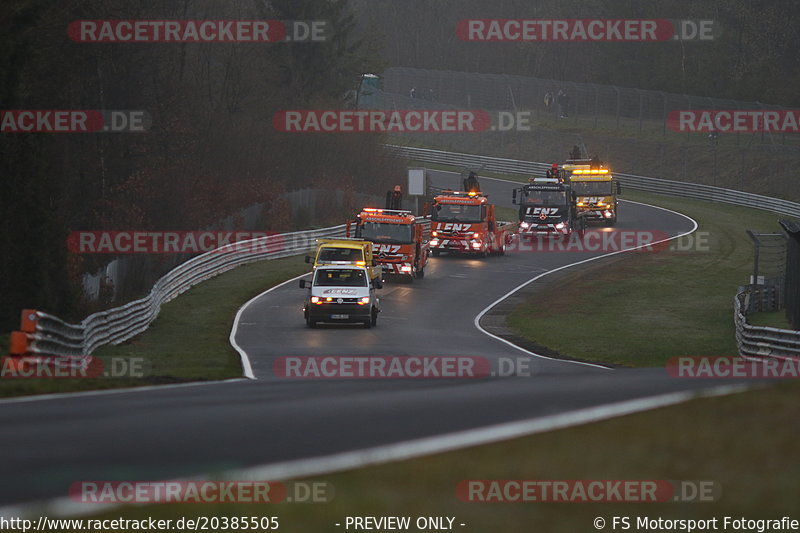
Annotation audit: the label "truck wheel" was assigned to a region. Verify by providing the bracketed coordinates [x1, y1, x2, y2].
[431, 250, 440, 257]
[604, 217, 616, 227]
[497, 242, 506, 256]
[416, 267, 425, 279]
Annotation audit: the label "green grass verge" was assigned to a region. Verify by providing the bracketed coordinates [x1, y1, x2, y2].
[80, 382, 800, 531]
[747, 310, 796, 330]
[0, 256, 308, 398]
[506, 189, 796, 367]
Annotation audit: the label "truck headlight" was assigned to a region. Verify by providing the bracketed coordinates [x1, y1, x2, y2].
[555, 222, 566, 230]
[472, 241, 482, 249]
[400, 265, 412, 272]
[520, 221, 530, 229]
[358, 297, 370, 305]
[430, 238, 439, 246]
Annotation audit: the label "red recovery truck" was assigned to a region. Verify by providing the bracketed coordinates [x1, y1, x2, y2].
[347, 208, 429, 281]
[427, 190, 516, 257]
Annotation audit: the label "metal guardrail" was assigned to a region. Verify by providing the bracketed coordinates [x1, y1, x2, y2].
[9, 146, 800, 364]
[10, 226, 347, 359]
[388, 144, 800, 361]
[386, 145, 800, 218]
[736, 288, 800, 360]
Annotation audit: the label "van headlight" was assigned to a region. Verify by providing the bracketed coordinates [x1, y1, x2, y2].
[358, 297, 370, 305]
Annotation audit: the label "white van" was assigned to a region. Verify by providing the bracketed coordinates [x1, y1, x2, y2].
[299, 265, 381, 328]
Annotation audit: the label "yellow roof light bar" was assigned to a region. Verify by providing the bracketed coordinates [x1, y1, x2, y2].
[572, 169, 609, 175]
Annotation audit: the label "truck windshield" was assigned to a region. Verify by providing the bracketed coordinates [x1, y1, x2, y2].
[432, 204, 484, 223]
[523, 191, 566, 205]
[314, 269, 368, 287]
[359, 222, 413, 244]
[317, 247, 364, 263]
[571, 182, 614, 195]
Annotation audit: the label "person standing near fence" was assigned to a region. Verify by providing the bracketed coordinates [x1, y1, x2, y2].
[557, 89, 569, 118]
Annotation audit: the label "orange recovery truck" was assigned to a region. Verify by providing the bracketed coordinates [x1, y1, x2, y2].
[427, 191, 516, 257]
[347, 208, 429, 280]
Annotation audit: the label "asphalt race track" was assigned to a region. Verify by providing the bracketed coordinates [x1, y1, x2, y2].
[0, 172, 745, 511]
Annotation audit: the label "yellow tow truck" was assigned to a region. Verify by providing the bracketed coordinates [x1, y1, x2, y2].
[563, 160, 622, 226]
[305, 238, 383, 288]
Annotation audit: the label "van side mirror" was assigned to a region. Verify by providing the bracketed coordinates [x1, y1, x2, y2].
[304, 256, 311, 264]
[512, 189, 517, 205]
[299, 279, 307, 288]
[617, 183, 622, 195]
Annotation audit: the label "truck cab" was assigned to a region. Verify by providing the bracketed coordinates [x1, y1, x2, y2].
[513, 179, 586, 236]
[347, 208, 429, 281]
[305, 238, 383, 288]
[563, 161, 621, 226]
[428, 191, 515, 257]
[299, 265, 380, 328]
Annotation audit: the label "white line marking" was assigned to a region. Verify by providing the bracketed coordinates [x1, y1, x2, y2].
[0, 383, 751, 519]
[0, 267, 311, 403]
[0, 378, 246, 406]
[467, 178, 700, 369]
[229, 271, 310, 380]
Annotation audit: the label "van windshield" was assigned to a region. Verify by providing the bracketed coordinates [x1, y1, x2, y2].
[313, 269, 368, 287]
[359, 222, 413, 244]
[572, 182, 614, 195]
[317, 247, 364, 263]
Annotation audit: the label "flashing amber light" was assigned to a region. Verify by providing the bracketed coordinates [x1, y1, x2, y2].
[356, 261, 366, 266]
[572, 169, 609, 175]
